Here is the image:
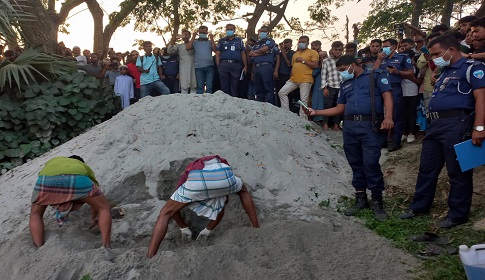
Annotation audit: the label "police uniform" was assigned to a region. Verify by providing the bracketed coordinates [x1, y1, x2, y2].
[381, 52, 414, 147]
[409, 58, 485, 223]
[251, 37, 279, 104]
[161, 55, 180, 94]
[216, 36, 245, 97]
[339, 68, 392, 198]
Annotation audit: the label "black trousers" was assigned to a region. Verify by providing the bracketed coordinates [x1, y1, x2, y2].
[402, 95, 419, 135]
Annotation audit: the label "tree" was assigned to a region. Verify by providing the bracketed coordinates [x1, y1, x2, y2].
[358, 0, 483, 43]
[17, 0, 140, 56]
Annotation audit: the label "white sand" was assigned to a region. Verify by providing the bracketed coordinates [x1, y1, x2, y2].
[0, 92, 417, 279]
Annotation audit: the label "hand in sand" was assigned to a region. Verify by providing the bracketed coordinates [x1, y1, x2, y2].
[196, 228, 212, 241]
[180, 227, 193, 242]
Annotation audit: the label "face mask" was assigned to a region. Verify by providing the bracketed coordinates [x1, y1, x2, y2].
[298, 43, 307, 50]
[226, 30, 235, 37]
[163, 56, 170, 59]
[339, 65, 355, 81]
[382, 46, 392, 56]
[432, 48, 451, 68]
[259, 32, 268, 39]
[199, 33, 207, 39]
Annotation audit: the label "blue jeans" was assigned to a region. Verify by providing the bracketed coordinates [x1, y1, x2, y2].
[140, 80, 170, 98]
[195, 66, 214, 94]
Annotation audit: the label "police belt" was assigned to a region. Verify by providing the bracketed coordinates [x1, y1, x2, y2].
[344, 114, 383, 122]
[426, 109, 472, 120]
[221, 59, 240, 63]
[255, 62, 271, 67]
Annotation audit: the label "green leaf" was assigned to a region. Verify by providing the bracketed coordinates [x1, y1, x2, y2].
[73, 112, 83, 121]
[59, 97, 71, 106]
[4, 148, 21, 158]
[19, 143, 32, 154]
[68, 109, 78, 115]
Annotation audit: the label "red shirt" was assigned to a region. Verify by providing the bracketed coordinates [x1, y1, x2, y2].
[126, 63, 141, 88]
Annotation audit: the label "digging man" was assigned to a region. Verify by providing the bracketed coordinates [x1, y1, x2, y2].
[29, 155, 112, 249]
[147, 155, 260, 258]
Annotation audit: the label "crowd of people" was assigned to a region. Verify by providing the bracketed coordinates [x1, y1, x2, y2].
[24, 13, 485, 258]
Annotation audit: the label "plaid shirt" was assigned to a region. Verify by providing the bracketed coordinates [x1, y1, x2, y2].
[321, 56, 341, 89]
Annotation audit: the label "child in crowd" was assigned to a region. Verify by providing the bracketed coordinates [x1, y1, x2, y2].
[114, 65, 134, 109]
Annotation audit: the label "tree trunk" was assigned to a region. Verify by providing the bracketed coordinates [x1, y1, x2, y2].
[19, 0, 59, 52]
[476, 0, 485, 18]
[18, 0, 85, 53]
[102, 0, 140, 56]
[267, 0, 289, 32]
[246, 0, 270, 40]
[440, 0, 454, 27]
[411, 0, 424, 29]
[85, 0, 104, 55]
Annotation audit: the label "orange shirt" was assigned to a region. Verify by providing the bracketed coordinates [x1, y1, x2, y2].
[290, 49, 319, 83]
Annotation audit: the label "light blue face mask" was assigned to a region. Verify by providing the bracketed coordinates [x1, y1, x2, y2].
[199, 33, 208, 39]
[226, 30, 235, 37]
[382, 46, 392, 56]
[298, 42, 307, 50]
[259, 32, 268, 39]
[339, 65, 355, 81]
[433, 48, 451, 68]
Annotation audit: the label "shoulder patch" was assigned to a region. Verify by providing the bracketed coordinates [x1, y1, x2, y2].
[266, 40, 271, 44]
[406, 58, 412, 64]
[381, 78, 389, 84]
[473, 70, 484, 79]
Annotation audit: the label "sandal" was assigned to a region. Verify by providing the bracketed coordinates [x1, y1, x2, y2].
[416, 244, 457, 260]
[408, 232, 450, 244]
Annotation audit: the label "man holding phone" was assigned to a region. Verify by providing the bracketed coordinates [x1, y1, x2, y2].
[378, 38, 414, 152]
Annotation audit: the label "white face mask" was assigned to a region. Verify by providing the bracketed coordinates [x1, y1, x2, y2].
[432, 48, 451, 68]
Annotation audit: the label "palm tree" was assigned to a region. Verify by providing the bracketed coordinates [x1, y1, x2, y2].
[0, 0, 72, 90]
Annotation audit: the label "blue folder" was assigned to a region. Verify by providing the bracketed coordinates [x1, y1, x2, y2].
[454, 140, 485, 172]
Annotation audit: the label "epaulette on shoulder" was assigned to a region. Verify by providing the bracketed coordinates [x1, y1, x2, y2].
[466, 60, 484, 66]
[373, 68, 384, 74]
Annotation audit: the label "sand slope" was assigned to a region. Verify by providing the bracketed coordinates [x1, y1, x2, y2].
[0, 92, 417, 279]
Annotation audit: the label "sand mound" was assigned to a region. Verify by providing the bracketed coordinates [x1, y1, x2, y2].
[0, 92, 417, 279]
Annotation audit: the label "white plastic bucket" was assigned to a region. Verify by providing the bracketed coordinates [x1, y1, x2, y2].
[459, 244, 485, 280]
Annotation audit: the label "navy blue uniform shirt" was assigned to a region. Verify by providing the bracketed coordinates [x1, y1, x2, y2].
[278, 50, 295, 75]
[381, 53, 413, 84]
[338, 69, 392, 115]
[429, 58, 485, 112]
[216, 36, 244, 61]
[161, 55, 179, 76]
[251, 38, 279, 64]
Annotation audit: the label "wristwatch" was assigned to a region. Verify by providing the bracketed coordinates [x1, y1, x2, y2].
[474, 125, 485, 132]
[302, 60, 306, 64]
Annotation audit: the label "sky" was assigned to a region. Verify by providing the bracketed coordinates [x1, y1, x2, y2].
[58, 0, 374, 52]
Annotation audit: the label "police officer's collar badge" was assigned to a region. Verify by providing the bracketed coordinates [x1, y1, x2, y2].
[381, 78, 389, 84]
[473, 70, 484, 79]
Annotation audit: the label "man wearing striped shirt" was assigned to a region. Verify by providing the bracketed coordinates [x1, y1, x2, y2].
[321, 41, 344, 130]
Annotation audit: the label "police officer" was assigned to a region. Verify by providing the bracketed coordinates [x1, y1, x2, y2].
[215, 24, 247, 97]
[400, 35, 485, 228]
[376, 38, 414, 152]
[160, 47, 180, 94]
[249, 25, 280, 104]
[304, 55, 394, 221]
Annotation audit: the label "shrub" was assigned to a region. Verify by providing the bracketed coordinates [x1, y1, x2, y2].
[0, 72, 120, 172]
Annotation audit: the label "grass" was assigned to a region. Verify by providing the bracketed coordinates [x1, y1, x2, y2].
[336, 195, 485, 280]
